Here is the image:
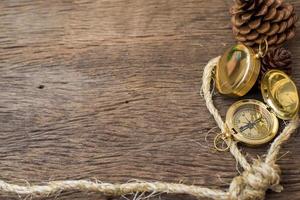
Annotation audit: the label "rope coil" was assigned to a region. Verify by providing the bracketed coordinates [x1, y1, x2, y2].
[0, 56, 298, 200]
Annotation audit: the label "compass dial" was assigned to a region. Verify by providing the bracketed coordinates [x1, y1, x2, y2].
[226, 100, 279, 146]
[232, 106, 270, 140]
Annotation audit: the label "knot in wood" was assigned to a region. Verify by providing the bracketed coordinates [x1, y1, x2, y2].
[228, 160, 282, 200]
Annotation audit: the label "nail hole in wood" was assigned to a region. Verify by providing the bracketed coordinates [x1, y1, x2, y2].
[38, 85, 45, 89]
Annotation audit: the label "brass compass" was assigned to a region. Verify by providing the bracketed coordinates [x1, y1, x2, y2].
[226, 99, 278, 146]
[214, 43, 299, 150]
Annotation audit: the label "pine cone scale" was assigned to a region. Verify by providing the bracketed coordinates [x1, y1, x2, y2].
[255, 35, 264, 43]
[283, 4, 294, 20]
[268, 34, 278, 45]
[276, 33, 286, 44]
[278, 21, 287, 33]
[266, 0, 276, 7]
[266, 23, 280, 36]
[232, 15, 245, 27]
[257, 22, 270, 34]
[239, 25, 252, 34]
[247, 31, 259, 40]
[272, 0, 283, 9]
[286, 27, 296, 40]
[242, 12, 254, 21]
[264, 8, 277, 21]
[287, 14, 297, 28]
[273, 10, 285, 22]
[255, 4, 268, 16]
[249, 18, 262, 29]
[236, 34, 247, 42]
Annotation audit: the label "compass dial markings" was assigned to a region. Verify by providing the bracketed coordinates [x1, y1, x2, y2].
[232, 106, 271, 140]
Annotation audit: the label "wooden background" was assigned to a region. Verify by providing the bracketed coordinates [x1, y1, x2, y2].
[0, 0, 299, 199]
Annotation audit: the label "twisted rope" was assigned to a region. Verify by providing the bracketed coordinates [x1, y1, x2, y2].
[0, 56, 298, 200]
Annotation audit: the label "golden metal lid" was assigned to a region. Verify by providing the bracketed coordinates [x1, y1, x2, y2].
[261, 70, 299, 120]
[215, 43, 261, 97]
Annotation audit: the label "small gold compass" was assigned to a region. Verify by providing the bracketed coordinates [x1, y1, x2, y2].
[226, 99, 278, 146]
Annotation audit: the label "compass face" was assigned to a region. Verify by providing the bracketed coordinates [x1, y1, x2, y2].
[232, 106, 270, 140]
[226, 100, 279, 146]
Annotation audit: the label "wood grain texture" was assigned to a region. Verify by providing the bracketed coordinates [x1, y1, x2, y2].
[0, 0, 299, 199]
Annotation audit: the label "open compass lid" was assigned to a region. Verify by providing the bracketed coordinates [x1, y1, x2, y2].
[261, 70, 299, 120]
[215, 43, 261, 97]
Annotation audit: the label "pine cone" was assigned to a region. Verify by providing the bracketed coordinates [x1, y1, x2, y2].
[231, 0, 298, 49]
[261, 47, 292, 75]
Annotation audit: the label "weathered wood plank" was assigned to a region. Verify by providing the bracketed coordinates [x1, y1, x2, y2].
[0, 0, 299, 199]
